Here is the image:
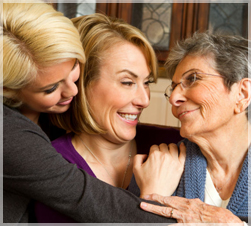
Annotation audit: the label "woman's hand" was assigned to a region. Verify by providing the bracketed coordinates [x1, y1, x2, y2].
[140, 194, 243, 223]
[133, 142, 186, 197]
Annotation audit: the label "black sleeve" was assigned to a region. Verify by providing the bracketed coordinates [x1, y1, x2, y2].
[3, 109, 175, 223]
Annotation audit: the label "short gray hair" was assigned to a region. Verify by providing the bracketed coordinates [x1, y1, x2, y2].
[165, 31, 250, 90]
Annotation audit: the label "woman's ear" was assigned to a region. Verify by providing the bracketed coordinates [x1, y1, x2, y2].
[234, 78, 251, 114]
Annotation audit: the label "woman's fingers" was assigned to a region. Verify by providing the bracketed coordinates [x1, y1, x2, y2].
[142, 193, 168, 204]
[141, 195, 243, 223]
[133, 154, 148, 169]
[167, 143, 179, 157]
[158, 143, 169, 153]
[140, 201, 174, 218]
[179, 142, 186, 165]
[133, 143, 186, 197]
[148, 144, 160, 154]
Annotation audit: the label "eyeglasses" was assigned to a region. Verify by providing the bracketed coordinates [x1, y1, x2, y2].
[164, 71, 224, 99]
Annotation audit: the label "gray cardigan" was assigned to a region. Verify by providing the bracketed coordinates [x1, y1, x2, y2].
[3, 104, 175, 223]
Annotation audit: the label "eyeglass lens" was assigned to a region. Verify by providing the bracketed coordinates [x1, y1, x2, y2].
[165, 72, 197, 98]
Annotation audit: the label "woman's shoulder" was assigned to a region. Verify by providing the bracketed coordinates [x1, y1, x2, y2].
[51, 132, 73, 148]
[3, 105, 48, 139]
[4, 104, 35, 126]
[51, 132, 76, 157]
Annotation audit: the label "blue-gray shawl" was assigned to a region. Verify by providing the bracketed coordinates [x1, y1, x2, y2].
[175, 139, 250, 218]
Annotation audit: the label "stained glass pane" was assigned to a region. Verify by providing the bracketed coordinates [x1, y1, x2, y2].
[209, 3, 248, 38]
[57, 1, 96, 19]
[131, 3, 172, 51]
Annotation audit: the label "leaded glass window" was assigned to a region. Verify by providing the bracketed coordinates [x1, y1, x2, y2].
[131, 3, 172, 51]
[208, 3, 248, 38]
[57, 1, 96, 18]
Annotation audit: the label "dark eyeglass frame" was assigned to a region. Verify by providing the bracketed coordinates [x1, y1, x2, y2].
[164, 71, 224, 99]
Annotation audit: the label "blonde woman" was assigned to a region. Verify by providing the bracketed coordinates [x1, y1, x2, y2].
[35, 13, 185, 223]
[3, 3, 182, 223]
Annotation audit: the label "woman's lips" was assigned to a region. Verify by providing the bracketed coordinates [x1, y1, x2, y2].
[178, 108, 199, 119]
[118, 113, 138, 121]
[117, 112, 139, 125]
[57, 97, 73, 106]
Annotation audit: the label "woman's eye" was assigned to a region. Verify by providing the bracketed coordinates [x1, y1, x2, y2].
[121, 81, 135, 86]
[144, 79, 154, 86]
[44, 84, 59, 94]
[184, 73, 197, 85]
[186, 74, 196, 81]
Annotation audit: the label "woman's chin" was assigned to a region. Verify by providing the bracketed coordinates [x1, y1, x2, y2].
[180, 125, 193, 139]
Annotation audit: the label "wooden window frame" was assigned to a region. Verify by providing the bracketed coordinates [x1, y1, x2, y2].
[96, 2, 210, 65]
[52, 2, 210, 65]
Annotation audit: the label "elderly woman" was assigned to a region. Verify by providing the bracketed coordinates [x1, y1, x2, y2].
[135, 32, 250, 223]
[34, 13, 185, 223]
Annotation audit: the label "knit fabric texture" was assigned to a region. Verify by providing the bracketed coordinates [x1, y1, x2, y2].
[175, 139, 250, 218]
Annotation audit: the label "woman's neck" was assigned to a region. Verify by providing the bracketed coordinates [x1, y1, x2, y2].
[190, 117, 250, 200]
[72, 132, 136, 189]
[189, 117, 249, 170]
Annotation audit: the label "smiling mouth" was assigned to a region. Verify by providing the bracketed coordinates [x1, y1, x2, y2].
[179, 111, 188, 117]
[178, 108, 199, 118]
[58, 97, 73, 106]
[118, 113, 138, 121]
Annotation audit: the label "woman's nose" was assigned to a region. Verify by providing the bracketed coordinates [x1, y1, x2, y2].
[169, 84, 186, 107]
[132, 85, 150, 108]
[62, 80, 78, 98]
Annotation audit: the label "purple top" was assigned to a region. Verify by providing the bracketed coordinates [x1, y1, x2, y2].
[52, 132, 96, 177]
[35, 124, 182, 223]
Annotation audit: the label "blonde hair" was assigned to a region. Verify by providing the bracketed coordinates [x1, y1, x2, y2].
[2, 1, 86, 107]
[51, 13, 158, 135]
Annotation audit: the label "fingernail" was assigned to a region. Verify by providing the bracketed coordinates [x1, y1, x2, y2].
[143, 195, 150, 199]
[140, 202, 147, 208]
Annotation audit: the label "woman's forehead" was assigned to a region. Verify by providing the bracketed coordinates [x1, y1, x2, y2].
[173, 55, 216, 79]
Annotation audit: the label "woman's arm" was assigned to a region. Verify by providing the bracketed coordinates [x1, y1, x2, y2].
[3, 106, 176, 223]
